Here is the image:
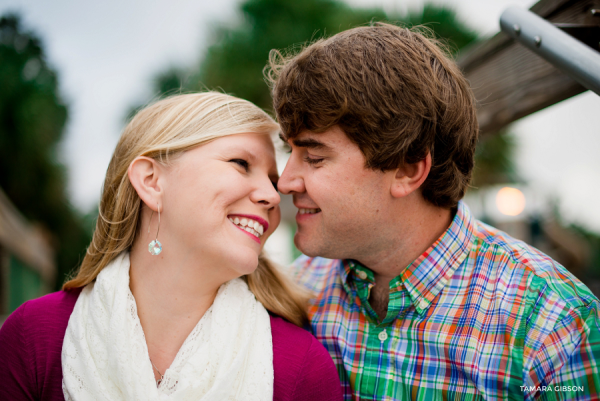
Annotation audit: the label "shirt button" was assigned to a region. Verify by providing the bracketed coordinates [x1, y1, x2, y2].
[378, 330, 388, 342]
[358, 271, 367, 280]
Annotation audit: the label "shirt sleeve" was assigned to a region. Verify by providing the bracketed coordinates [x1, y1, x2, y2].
[0, 303, 37, 400]
[528, 302, 600, 400]
[291, 335, 344, 401]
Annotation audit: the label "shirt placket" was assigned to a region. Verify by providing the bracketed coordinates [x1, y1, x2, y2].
[351, 264, 412, 399]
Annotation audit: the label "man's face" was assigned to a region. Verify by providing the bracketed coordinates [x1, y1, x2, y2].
[278, 125, 395, 260]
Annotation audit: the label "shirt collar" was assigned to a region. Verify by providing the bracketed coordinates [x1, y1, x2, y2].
[339, 201, 474, 315]
[400, 201, 474, 314]
[339, 259, 372, 297]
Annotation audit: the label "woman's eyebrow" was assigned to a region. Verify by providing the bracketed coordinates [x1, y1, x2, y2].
[226, 146, 256, 160]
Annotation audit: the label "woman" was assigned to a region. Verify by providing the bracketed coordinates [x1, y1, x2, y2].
[0, 92, 342, 400]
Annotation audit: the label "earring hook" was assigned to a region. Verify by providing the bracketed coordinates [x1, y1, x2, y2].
[148, 203, 162, 255]
[148, 203, 160, 240]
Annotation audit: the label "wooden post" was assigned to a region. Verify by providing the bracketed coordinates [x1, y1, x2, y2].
[0, 188, 56, 301]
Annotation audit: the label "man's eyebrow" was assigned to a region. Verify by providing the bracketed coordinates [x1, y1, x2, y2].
[291, 138, 330, 150]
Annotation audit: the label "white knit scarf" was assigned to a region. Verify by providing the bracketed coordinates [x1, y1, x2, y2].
[62, 252, 273, 401]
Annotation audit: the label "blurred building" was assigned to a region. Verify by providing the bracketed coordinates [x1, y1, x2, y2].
[0, 187, 55, 325]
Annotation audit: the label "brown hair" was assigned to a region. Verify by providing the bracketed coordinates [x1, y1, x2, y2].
[63, 92, 309, 327]
[266, 23, 478, 208]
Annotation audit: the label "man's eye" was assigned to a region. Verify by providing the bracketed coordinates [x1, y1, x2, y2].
[230, 159, 249, 170]
[303, 156, 324, 165]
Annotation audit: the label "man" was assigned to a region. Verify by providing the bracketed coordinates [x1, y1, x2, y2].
[267, 23, 600, 400]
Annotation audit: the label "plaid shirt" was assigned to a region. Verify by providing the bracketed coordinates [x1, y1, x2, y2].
[291, 202, 600, 400]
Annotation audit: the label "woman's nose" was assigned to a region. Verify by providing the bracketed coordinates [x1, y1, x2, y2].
[253, 178, 281, 207]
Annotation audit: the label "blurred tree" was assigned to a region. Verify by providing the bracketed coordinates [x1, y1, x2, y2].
[405, 4, 478, 52]
[140, 0, 478, 113]
[126, 67, 188, 120]
[192, 0, 387, 110]
[471, 130, 520, 188]
[0, 14, 90, 289]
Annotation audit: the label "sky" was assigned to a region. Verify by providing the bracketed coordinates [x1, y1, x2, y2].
[2, 0, 599, 233]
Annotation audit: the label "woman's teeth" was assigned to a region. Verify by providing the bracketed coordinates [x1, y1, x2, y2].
[229, 216, 264, 237]
[299, 208, 321, 214]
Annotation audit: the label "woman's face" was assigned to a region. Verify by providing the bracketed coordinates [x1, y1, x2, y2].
[160, 132, 281, 278]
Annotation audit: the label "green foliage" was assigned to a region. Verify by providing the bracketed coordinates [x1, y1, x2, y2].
[471, 130, 520, 188]
[190, 0, 388, 110]
[404, 4, 478, 53]
[154, 68, 188, 96]
[0, 14, 91, 289]
[140, 0, 479, 114]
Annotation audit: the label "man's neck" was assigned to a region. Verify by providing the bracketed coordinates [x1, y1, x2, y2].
[359, 200, 454, 317]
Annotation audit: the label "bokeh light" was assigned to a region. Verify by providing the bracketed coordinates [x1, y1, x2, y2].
[496, 187, 526, 216]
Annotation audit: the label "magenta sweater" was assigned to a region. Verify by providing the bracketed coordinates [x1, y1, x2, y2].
[0, 289, 342, 401]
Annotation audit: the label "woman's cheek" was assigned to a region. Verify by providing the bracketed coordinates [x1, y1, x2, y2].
[265, 207, 282, 240]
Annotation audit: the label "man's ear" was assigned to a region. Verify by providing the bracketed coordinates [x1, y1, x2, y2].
[128, 156, 162, 212]
[390, 153, 432, 199]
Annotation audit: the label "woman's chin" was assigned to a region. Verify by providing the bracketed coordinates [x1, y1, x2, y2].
[225, 248, 260, 278]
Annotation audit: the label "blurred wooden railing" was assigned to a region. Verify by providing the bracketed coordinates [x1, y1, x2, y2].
[0, 187, 55, 316]
[457, 0, 600, 135]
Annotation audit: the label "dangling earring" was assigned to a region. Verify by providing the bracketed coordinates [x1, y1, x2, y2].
[148, 203, 162, 256]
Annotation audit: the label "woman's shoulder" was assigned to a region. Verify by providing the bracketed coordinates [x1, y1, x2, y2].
[269, 315, 343, 401]
[0, 288, 81, 401]
[2, 288, 81, 336]
[0, 288, 81, 355]
[14, 288, 81, 328]
[269, 314, 313, 346]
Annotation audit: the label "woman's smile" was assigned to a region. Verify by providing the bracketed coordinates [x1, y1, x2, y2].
[228, 214, 269, 244]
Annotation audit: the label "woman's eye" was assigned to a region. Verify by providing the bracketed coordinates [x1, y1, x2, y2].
[230, 159, 249, 171]
[303, 156, 324, 165]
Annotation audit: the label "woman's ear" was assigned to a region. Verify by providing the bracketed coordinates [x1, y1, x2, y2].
[128, 156, 162, 212]
[390, 153, 432, 199]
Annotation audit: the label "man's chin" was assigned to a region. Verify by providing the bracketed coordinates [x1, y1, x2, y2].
[294, 233, 321, 258]
[294, 233, 339, 259]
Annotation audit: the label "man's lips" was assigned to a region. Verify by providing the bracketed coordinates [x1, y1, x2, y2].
[295, 206, 321, 222]
[294, 204, 321, 214]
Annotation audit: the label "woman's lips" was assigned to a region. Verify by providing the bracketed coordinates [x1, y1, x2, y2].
[227, 214, 267, 245]
[228, 214, 269, 231]
[231, 222, 261, 244]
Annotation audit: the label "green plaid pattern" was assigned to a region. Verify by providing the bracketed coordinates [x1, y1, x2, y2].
[292, 202, 600, 400]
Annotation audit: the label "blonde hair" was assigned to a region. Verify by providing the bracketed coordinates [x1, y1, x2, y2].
[63, 92, 309, 327]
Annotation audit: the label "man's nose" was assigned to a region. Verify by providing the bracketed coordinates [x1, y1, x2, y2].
[278, 157, 305, 195]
